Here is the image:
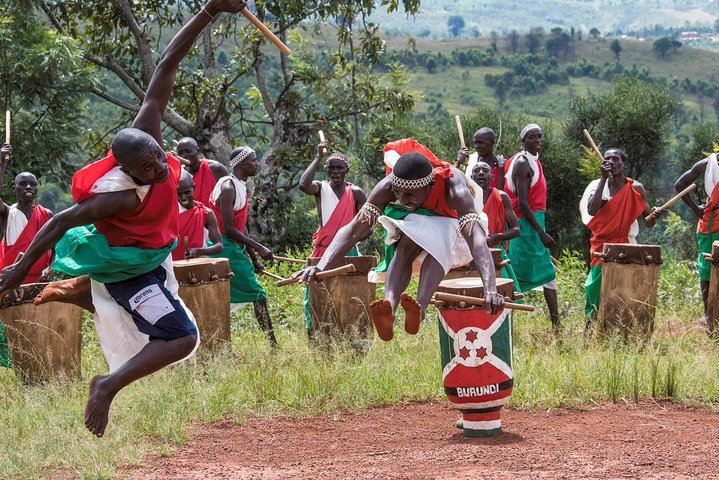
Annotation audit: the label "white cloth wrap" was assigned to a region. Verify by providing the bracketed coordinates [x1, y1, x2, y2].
[87, 167, 199, 372]
[464, 152, 479, 178]
[705, 153, 719, 197]
[504, 151, 539, 194]
[579, 179, 638, 243]
[210, 175, 246, 210]
[319, 181, 340, 226]
[5, 204, 28, 246]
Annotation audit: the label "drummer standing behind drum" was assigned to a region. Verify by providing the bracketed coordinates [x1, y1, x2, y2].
[674, 144, 719, 324]
[209, 146, 278, 347]
[579, 148, 659, 327]
[456, 127, 506, 190]
[176, 136, 227, 205]
[0, 0, 249, 438]
[503, 123, 559, 331]
[172, 170, 223, 261]
[293, 146, 504, 342]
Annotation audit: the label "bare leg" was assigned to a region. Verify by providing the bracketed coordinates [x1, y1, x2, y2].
[701, 280, 709, 317]
[253, 299, 278, 347]
[34, 276, 95, 313]
[85, 334, 196, 438]
[544, 287, 560, 332]
[401, 254, 446, 335]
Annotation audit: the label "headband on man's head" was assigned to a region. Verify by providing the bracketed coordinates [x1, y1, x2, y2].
[326, 153, 349, 166]
[389, 170, 435, 189]
[520, 123, 542, 140]
[230, 147, 255, 168]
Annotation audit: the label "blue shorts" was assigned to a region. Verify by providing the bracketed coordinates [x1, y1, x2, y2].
[105, 266, 197, 341]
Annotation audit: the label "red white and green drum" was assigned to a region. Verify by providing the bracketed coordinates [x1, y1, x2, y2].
[436, 277, 515, 437]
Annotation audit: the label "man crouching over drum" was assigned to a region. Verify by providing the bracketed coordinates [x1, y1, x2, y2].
[293, 141, 504, 341]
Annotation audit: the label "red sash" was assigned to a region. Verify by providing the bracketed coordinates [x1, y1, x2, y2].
[209, 179, 249, 235]
[698, 181, 719, 235]
[192, 159, 217, 206]
[71, 151, 181, 249]
[587, 179, 645, 267]
[172, 202, 209, 261]
[0, 205, 52, 283]
[503, 152, 547, 217]
[311, 183, 356, 257]
[383, 138, 457, 219]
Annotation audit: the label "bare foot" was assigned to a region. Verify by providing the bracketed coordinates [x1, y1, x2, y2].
[370, 299, 394, 341]
[400, 293, 422, 335]
[85, 375, 114, 438]
[34, 276, 95, 313]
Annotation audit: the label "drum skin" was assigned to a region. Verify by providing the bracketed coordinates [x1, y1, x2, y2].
[0, 283, 82, 383]
[436, 277, 514, 436]
[307, 256, 377, 350]
[173, 258, 232, 354]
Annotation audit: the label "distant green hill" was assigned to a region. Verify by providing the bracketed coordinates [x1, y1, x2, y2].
[372, 0, 718, 38]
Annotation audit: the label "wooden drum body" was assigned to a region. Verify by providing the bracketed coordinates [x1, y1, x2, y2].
[173, 258, 232, 353]
[436, 277, 514, 437]
[704, 241, 719, 334]
[444, 248, 504, 281]
[0, 283, 82, 383]
[308, 256, 377, 349]
[597, 243, 662, 339]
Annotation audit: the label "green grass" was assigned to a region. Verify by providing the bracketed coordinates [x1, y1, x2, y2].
[1, 253, 718, 478]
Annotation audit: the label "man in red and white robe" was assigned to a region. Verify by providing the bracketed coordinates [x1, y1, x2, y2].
[177, 137, 227, 206]
[172, 170, 223, 261]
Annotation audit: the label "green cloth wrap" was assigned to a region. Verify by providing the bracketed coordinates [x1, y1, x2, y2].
[374, 204, 439, 274]
[303, 246, 359, 332]
[214, 237, 267, 303]
[697, 231, 719, 282]
[509, 211, 556, 292]
[499, 245, 521, 297]
[0, 322, 10, 368]
[53, 225, 176, 283]
[584, 265, 602, 318]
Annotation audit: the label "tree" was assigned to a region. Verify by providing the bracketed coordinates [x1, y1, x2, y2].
[490, 31, 498, 52]
[525, 29, 542, 54]
[0, 0, 94, 190]
[447, 15, 465, 37]
[589, 27, 600, 39]
[565, 77, 679, 181]
[610, 39, 622, 60]
[546, 32, 573, 60]
[41, 0, 419, 247]
[506, 30, 519, 53]
[653, 36, 682, 58]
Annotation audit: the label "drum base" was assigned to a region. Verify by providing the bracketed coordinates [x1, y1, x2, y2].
[456, 414, 503, 437]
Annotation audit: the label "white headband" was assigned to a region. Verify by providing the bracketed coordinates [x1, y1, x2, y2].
[389, 171, 434, 189]
[230, 147, 255, 167]
[520, 124, 542, 140]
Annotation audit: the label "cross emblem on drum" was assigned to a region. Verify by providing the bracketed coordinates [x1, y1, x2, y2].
[439, 310, 513, 381]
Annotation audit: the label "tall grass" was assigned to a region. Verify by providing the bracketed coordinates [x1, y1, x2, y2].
[1, 252, 718, 478]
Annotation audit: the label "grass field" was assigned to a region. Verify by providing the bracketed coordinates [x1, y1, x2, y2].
[0, 253, 717, 479]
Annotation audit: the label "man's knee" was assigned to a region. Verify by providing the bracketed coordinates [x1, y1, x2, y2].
[173, 333, 197, 356]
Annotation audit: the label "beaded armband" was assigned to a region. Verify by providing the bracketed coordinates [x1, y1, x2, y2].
[458, 212, 482, 236]
[360, 203, 383, 226]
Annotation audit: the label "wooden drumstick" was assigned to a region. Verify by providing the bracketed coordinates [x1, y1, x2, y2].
[273, 255, 307, 265]
[455, 115, 466, 149]
[183, 236, 190, 257]
[582, 129, 603, 159]
[433, 291, 535, 312]
[645, 183, 696, 222]
[13, 252, 24, 264]
[277, 264, 356, 287]
[241, 9, 292, 56]
[169, 150, 192, 166]
[261, 270, 286, 282]
[318, 130, 326, 143]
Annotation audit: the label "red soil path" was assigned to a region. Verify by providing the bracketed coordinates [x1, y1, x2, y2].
[122, 401, 719, 479]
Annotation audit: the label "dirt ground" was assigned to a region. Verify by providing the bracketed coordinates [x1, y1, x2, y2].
[122, 401, 719, 480]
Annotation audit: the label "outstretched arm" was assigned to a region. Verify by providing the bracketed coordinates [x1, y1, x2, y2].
[634, 182, 660, 227]
[447, 173, 504, 313]
[675, 159, 707, 219]
[133, 0, 247, 144]
[298, 142, 327, 196]
[0, 144, 12, 223]
[0, 191, 140, 293]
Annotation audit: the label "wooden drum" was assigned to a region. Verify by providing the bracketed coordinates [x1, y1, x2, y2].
[0, 283, 83, 383]
[703, 241, 719, 334]
[597, 243, 662, 340]
[435, 277, 515, 437]
[307, 256, 377, 350]
[444, 248, 505, 281]
[173, 258, 232, 354]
